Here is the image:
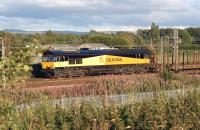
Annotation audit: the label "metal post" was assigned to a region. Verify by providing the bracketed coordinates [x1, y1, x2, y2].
[163, 52, 166, 65]
[173, 29, 179, 71]
[1, 37, 5, 59]
[167, 51, 169, 65]
[0, 37, 6, 88]
[189, 51, 191, 64]
[160, 37, 163, 69]
[182, 51, 185, 69]
[172, 51, 174, 64]
[150, 38, 153, 49]
[196, 51, 198, 64]
[182, 51, 184, 65]
[192, 52, 195, 64]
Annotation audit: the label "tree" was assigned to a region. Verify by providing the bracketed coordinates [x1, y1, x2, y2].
[180, 30, 192, 44]
[89, 30, 97, 35]
[137, 29, 151, 44]
[63, 34, 82, 44]
[0, 43, 40, 88]
[186, 27, 200, 40]
[115, 32, 136, 48]
[135, 35, 145, 46]
[151, 22, 160, 43]
[44, 30, 58, 44]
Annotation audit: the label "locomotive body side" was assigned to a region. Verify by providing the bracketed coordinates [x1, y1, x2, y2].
[40, 49, 154, 77]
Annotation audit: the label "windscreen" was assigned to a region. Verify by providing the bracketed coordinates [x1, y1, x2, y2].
[42, 54, 54, 62]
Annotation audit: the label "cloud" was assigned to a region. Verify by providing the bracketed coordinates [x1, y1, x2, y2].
[0, 0, 199, 31]
[0, 16, 89, 31]
[25, 0, 88, 8]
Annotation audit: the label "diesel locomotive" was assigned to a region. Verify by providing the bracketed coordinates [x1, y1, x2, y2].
[40, 48, 155, 78]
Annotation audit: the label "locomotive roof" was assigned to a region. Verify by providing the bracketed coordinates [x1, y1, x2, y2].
[43, 48, 152, 56]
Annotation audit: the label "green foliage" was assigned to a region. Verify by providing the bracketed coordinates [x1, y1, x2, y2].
[1, 91, 200, 130]
[1, 68, 200, 129]
[180, 30, 192, 44]
[160, 28, 174, 37]
[2, 73, 199, 100]
[186, 27, 200, 40]
[86, 34, 114, 45]
[0, 30, 148, 49]
[151, 22, 160, 43]
[159, 68, 174, 81]
[2, 25, 200, 51]
[0, 43, 40, 88]
[43, 30, 83, 44]
[115, 32, 136, 47]
[0, 98, 17, 130]
[135, 35, 145, 46]
[82, 31, 144, 47]
[179, 44, 200, 50]
[137, 29, 151, 41]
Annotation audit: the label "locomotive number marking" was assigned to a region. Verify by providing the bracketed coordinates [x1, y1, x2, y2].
[106, 58, 122, 62]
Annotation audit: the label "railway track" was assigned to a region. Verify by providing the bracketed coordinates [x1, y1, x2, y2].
[25, 73, 156, 88]
[25, 70, 200, 88]
[179, 68, 200, 75]
[25, 76, 98, 88]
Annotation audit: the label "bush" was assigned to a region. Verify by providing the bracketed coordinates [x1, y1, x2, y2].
[159, 68, 174, 81]
[1, 92, 200, 130]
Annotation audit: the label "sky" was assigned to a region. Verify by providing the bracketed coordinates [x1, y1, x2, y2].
[0, 0, 199, 31]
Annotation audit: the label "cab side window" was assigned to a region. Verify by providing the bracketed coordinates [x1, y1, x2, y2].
[140, 54, 144, 59]
[136, 54, 140, 58]
[69, 58, 82, 64]
[55, 56, 68, 62]
[69, 59, 76, 64]
[76, 58, 82, 64]
[144, 54, 150, 58]
[136, 53, 144, 59]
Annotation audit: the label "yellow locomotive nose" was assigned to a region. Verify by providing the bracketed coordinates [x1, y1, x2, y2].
[41, 62, 54, 69]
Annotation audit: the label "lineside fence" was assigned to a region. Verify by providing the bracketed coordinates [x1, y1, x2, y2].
[17, 87, 200, 110]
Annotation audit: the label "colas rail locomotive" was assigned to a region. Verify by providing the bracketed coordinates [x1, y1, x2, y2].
[40, 48, 155, 78]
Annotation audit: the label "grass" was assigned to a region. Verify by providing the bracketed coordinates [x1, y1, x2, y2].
[1, 73, 200, 129]
[1, 73, 200, 104]
[1, 90, 200, 130]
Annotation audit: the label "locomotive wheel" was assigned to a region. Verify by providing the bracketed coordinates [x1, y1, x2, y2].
[53, 69, 64, 78]
[43, 64, 153, 78]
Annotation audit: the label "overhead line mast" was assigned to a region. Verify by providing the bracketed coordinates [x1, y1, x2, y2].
[173, 29, 179, 71]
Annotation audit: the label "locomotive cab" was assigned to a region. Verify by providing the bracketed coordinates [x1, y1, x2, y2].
[42, 53, 55, 69]
[42, 50, 64, 69]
